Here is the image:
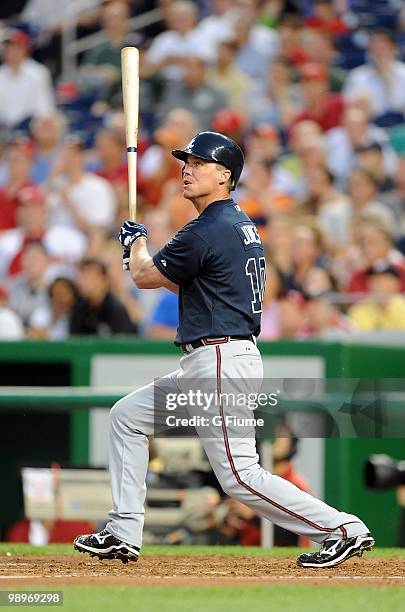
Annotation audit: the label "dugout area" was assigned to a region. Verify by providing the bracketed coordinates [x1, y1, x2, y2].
[0, 338, 404, 547]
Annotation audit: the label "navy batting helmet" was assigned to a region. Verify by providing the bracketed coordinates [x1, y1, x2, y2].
[172, 131, 244, 190]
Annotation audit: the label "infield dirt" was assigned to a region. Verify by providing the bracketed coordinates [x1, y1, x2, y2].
[0, 554, 404, 587]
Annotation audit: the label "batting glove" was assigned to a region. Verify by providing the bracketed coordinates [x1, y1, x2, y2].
[122, 248, 130, 271]
[118, 220, 148, 249]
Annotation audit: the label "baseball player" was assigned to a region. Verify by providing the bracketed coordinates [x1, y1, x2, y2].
[74, 132, 374, 568]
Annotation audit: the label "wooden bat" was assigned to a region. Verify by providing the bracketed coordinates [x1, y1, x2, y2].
[121, 46, 139, 221]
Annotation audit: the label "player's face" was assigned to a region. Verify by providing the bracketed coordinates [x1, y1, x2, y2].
[182, 155, 225, 200]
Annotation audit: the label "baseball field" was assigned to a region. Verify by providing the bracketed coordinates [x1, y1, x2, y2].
[0, 544, 403, 611]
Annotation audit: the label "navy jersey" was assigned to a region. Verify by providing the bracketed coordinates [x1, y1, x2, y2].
[152, 199, 266, 345]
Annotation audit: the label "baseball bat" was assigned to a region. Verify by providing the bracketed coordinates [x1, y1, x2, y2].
[121, 46, 139, 221]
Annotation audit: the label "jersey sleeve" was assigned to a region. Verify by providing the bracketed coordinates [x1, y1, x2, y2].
[153, 228, 209, 286]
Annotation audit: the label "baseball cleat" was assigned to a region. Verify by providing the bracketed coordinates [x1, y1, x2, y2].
[74, 528, 139, 564]
[296, 533, 375, 568]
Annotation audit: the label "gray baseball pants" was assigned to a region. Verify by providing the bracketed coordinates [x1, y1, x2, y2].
[106, 340, 369, 547]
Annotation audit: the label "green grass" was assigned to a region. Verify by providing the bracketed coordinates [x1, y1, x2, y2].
[1, 545, 403, 612]
[0, 543, 404, 558]
[6, 585, 405, 612]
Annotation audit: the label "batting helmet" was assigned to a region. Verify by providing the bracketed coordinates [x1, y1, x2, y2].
[172, 131, 244, 190]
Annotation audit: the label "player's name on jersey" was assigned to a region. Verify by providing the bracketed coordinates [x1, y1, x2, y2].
[165, 415, 265, 428]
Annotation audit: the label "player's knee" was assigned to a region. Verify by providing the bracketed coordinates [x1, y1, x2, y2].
[217, 472, 240, 498]
[110, 397, 128, 426]
[218, 464, 262, 499]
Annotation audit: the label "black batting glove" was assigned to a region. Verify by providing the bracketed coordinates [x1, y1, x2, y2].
[118, 220, 148, 249]
[122, 248, 130, 271]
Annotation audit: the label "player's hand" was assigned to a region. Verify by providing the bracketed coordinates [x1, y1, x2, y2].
[122, 248, 130, 271]
[118, 220, 147, 249]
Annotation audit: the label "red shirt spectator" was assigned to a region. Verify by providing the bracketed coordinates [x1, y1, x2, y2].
[97, 163, 128, 187]
[94, 128, 128, 189]
[0, 141, 35, 230]
[304, 0, 350, 36]
[348, 264, 405, 294]
[290, 63, 345, 132]
[347, 220, 405, 293]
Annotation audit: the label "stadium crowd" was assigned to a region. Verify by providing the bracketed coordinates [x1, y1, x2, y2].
[0, 0, 404, 341]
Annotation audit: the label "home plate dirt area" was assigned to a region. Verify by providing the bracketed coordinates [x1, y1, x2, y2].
[0, 554, 404, 587]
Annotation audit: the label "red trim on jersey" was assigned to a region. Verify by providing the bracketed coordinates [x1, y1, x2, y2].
[215, 345, 348, 540]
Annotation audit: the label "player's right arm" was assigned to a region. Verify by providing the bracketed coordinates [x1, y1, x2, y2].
[118, 219, 178, 293]
[129, 238, 179, 293]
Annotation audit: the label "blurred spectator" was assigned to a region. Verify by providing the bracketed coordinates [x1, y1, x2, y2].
[159, 175, 198, 234]
[354, 141, 395, 192]
[145, 288, 179, 339]
[290, 62, 345, 132]
[257, 0, 300, 29]
[304, 0, 350, 36]
[263, 215, 294, 302]
[303, 267, 351, 336]
[347, 167, 396, 232]
[81, 1, 140, 104]
[159, 55, 228, 131]
[93, 127, 128, 189]
[283, 219, 327, 294]
[194, 0, 235, 52]
[0, 140, 35, 230]
[380, 156, 405, 235]
[238, 156, 294, 240]
[20, 0, 100, 77]
[348, 265, 405, 331]
[140, 108, 198, 207]
[326, 106, 398, 187]
[133, 208, 176, 326]
[232, 8, 279, 84]
[30, 114, 66, 186]
[101, 240, 142, 327]
[248, 55, 302, 128]
[346, 218, 405, 294]
[28, 276, 78, 339]
[278, 291, 307, 339]
[0, 284, 25, 339]
[6, 241, 51, 326]
[91, 126, 130, 230]
[0, 29, 55, 129]
[0, 185, 85, 278]
[138, 48, 166, 128]
[245, 123, 281, 166]
[211, 108, 246, 146]
[277, 12, 307, 67]
[208, 40, 253, 111]
[0, 0, 403, 345]
[216, 497, 261, 546]
[301, 164, 351, 246]
[343, 29, 405, 122]
[302, 29, 346, 92]
[146, 0, 209, 80]
[278, 120, 325, 200]
[70, 257, 136, 335]
[47, 136, 117, 234]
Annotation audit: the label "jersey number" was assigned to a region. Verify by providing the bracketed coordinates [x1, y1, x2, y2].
[245, 257, 266, 313]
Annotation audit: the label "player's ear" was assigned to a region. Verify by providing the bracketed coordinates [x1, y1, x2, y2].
[219, 167, 231, 186]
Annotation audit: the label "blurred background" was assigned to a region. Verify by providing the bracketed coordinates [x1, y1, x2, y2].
[0, 0, 404, 549]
